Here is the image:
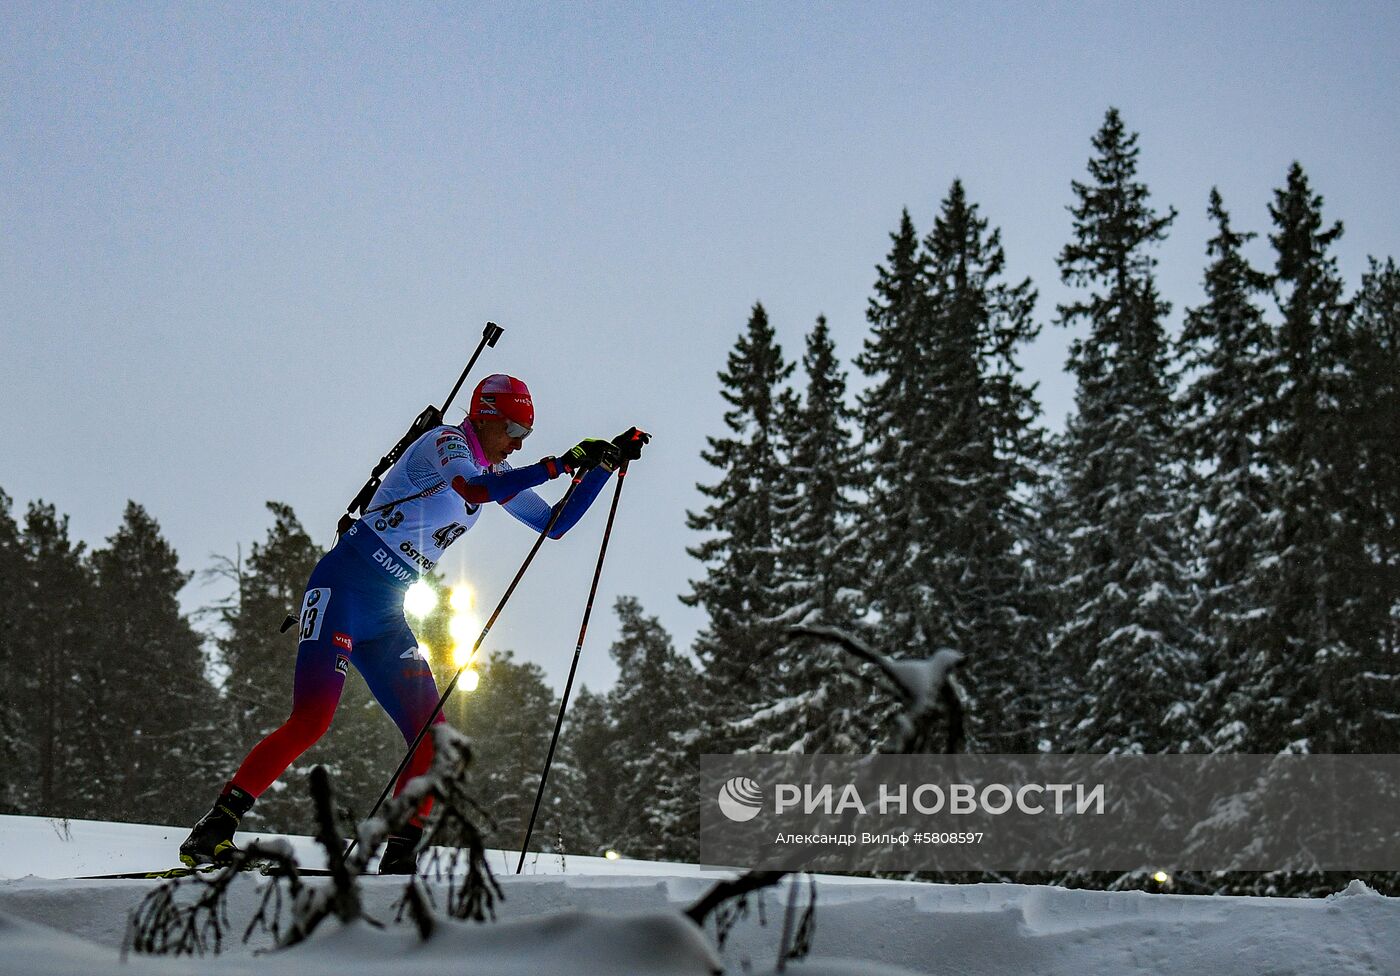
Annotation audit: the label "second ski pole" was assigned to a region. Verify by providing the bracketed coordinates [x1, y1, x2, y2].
[517, 459, 632, 872]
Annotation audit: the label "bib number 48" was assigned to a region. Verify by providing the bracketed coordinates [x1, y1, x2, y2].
[433, 522, 467, 549]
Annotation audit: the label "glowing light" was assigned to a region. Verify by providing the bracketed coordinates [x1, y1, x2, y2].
[452, 640, 479, 669]
[403, 581, 438, 618]
[1152, 871, 1171, 884]
[460, 668, 480, 692]
[449, 584, 475, 612]
[604, 849, 621, 861]
[449, 612, 480, 648]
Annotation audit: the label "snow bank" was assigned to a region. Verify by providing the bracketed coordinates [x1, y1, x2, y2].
[0, 813, 719, 881]
[2, 815, 1398, 975]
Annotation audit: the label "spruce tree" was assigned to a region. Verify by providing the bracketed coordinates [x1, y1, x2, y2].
[1350, 258, 1400, 750]
[776, 318, 858, 619]
[855, 187, 1047, 752]
[0, 489, 23, 811]
[1259, 164, 1372, 752]
[755, 317, 873, 754]
[684, 302, 794, 750]
[603, 596, 700, 860]
[854, 210, 935, 649]
[1049, 108, 1197, 754]
[18, 502, 96, 817]
[1176, 190, 1277, 751]
[88, 502, 220, 824]
[916, 180, 1047, 751]
[558, 686, 619, 855]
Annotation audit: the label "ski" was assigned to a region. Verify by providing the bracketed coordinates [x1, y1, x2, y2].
[76, 862, 336, 880]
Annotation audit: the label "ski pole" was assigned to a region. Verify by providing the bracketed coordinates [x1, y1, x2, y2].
[516, 461, 630, 872]
[346, 474, 583, 858]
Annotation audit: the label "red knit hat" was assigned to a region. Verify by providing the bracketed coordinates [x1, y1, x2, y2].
[468, 373, 534, 436]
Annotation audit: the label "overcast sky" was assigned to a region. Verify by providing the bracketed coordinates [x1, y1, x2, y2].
[3, 1, 1398, 697]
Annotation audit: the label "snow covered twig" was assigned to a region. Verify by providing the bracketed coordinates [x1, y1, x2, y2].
[788, 623, 966, 753]
[126, 723, 499, 956]
[121, 839, 304, 958]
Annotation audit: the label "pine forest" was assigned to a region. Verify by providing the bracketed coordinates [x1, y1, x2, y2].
[3, 108, 1396, 896]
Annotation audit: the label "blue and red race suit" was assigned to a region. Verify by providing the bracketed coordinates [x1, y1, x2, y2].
[229, 421, 611, 818]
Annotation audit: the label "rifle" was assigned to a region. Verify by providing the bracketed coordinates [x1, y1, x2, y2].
[279, 321, 504, 633]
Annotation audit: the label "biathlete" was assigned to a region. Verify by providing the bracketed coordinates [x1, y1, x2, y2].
[180, 373, 647, 873]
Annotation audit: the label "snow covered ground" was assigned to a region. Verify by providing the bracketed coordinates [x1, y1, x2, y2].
[1, 813, 1397, 975]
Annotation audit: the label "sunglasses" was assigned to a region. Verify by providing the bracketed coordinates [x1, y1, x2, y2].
[505, 419, 533, 440]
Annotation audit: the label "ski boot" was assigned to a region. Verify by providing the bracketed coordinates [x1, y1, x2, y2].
[378, 823, 424, 875]
[179, 784, 255, 867]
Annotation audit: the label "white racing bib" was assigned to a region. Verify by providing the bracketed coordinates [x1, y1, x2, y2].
[298, 587, 331, 643]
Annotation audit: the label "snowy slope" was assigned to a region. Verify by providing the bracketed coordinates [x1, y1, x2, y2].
[0, 813, 714, 881]
[2, 814, 1398, 975]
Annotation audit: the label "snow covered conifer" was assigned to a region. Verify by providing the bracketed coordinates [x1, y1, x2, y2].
[558, 687, 619, 856]
[565, 600, 700, 861]
[854, 188, 1048, 751]
[0, 490, 23, 811]
[853, 210, 933, 650]
[3, 499, 94, 817]
[1350, 258, 1400, 742]
[916, 180, 1047, 751]
[603, 596, 700, 860]
[1048, 108, 1197, 754]
[1175, 190, 1277, 751]
[775, 317, 858, 620]
[1253, 165, 1374, 753]
[750, 317, 873, 754]
[89, 502, 219, 824]
[685, 302, 794, 750]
